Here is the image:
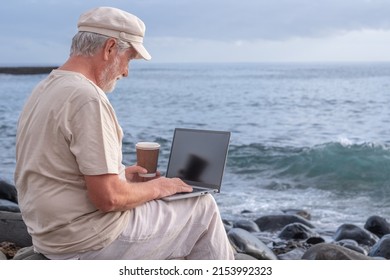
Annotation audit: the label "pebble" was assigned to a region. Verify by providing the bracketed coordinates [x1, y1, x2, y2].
[1, 179, 390, 260]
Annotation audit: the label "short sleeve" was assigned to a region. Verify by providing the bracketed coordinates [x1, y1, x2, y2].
[68, 97, 123, 176]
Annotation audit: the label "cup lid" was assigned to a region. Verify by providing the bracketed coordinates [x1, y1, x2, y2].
[136, 142, 160, 150]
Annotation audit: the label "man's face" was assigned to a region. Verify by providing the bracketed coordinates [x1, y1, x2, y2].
[99, 47, 138, 93]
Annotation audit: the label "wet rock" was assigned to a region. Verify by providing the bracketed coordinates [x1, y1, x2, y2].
[335, 239, 367, 255]
[234, 253, 257, 260]
[223, 219, 234, 232]
[0, 199, 20, 213]
[0, 180, 17, 203]
[333, 224, 378, 246]
[368, 234, 390, 259]
[0, 211, 32, 247]
[364, 216, 390, 238]
[301, 243, 373, 260]
[255, 214, 314, 232]
[281, 209, 311, 220]
[13, 246, 49, 260]
[306, 236, 325, 245]
[278, 222, 318, 240]
[227, 228, 278, 260]
[0, 241, 21, 259]
[277, 247, 306, 260]
[234, 219, 260, 232]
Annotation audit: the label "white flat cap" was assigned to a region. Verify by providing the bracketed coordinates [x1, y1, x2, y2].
[78, 7, 151, 60]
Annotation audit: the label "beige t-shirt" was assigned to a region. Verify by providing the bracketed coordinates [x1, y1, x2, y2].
[15, 70, 130, 254]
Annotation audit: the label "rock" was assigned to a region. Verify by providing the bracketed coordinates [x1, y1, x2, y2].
[364, 215, 390, 238]
[301, 243, 374, 260]
[0, 241, 21, 259]
[240, 210, 253, 215]
[0, 199, 20, 213]
[234, 219, 260, 232]
[335, 239, 367, 255]
[278, 222, 318, 240]
[0, 211, 32, 247]
[333, 224, 378, 246]
[0, 180, 18, 203]
[227, 228, 278, 260]
[368, 234, 390, 259]
[255, 214, 314, 232]
[0, 250, 6, 260]
[306, 236, 325, 245]
[13, 246, 49, 260]
[277, 247, 306, 260]
[223, 219, 234, 232]
[281, 209, 311, 220]
[234, 253, 258, 260]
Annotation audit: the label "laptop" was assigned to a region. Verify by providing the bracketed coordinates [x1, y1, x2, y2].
[161, 128, 231, 201]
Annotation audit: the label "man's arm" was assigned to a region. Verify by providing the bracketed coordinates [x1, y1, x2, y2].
[84, 173, 192, 212]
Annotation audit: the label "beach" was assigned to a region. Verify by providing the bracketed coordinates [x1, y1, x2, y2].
[1, 62, 390, 259]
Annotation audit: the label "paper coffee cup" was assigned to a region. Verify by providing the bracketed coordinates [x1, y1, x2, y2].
[136, 142, 160, 177]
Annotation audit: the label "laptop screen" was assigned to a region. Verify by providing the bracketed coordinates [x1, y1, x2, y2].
[166, 128, 231, 189]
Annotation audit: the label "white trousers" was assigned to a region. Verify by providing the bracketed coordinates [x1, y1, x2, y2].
[75, 194, 234, 260]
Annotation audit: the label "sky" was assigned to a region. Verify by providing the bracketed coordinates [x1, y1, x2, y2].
[1, 0, 390, 65]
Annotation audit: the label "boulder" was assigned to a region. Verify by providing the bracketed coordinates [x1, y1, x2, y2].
[255, 214, 314, 232]
[278, 247, 306, 260]
[0, 180, 18, 203]
[0, 211, 32, 247]
[234, 219, 260, 233]
[281, 209, 311, 220]
[333, 224, 378, 246]
[302, 243, 373, 260]
[228, 228, 278, 260]
[368, 234, 390, 259]
[278, 222, 318, 240]
[0, 199, 20, 213]
[364, 215, 390, 238]
[234, 253, 258, 260]
[13, 246, 49, 260]
[223, 219, 234, 232]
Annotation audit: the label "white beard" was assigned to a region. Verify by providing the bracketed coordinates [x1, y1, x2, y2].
[99, 55, 122, 93]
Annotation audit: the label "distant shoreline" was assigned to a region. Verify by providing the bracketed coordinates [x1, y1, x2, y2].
[0, 66, 58, 75]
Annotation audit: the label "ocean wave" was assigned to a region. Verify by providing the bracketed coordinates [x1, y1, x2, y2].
[227, 141, 390, 191]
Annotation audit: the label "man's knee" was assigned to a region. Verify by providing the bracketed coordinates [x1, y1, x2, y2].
[197, 194, 220, 214]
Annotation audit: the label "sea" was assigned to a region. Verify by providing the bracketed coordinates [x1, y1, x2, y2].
[1, 62, 390, 231]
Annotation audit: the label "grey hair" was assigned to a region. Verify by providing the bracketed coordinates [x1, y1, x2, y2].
[70, 31, 131, 57]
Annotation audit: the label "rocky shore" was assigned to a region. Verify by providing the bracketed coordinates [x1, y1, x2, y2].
[1, 179, 389, 260]
[0, 66, 57, 75]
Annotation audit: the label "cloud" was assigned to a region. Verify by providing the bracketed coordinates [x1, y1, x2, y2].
[136, 0, 390, 40]
[147, 28, 390, 63]
[2, 0, 390, 64]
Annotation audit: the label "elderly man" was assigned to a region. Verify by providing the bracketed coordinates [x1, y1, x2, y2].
[15, 7, 233, 260]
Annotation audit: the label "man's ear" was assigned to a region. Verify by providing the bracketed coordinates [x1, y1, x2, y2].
[103, 38, 117, 61]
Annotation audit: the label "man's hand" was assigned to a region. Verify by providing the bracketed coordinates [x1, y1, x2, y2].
[150, 177, 193, 199]
[125, 165, 161, 182]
